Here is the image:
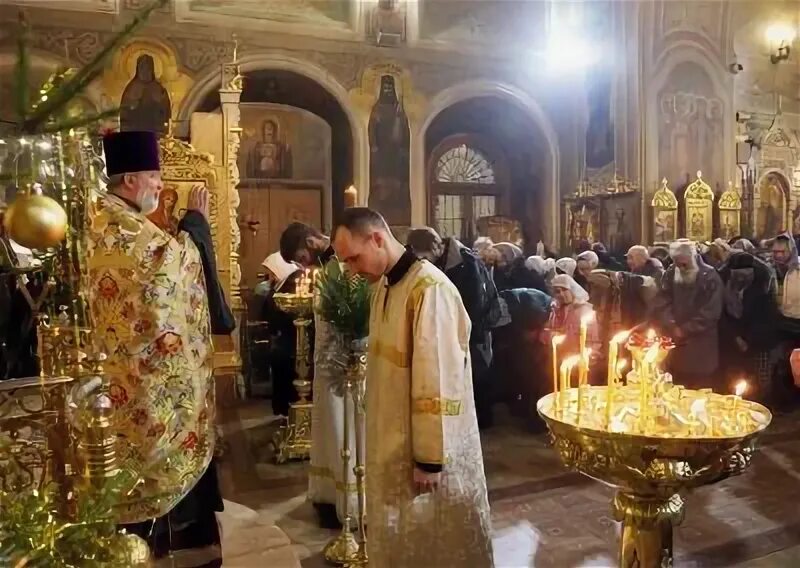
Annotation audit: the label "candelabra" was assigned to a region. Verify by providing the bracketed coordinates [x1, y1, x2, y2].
[350, 345, 368, 567]
[271, 291, 315, 463]
[540, 330, 771, 567]
[323, 346, 365, 565]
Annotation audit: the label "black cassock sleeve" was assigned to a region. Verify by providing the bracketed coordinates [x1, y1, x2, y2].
[178, 211, 236, 335]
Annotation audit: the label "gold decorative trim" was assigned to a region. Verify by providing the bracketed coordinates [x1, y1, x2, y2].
[413, 397, 463, 416]
[309, 465, 358, 493]
[371, 339, 410, 369]
[651, 178, 678, 209]
[718, 181, 742, 210]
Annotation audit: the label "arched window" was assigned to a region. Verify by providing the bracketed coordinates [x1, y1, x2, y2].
[428, 135, 506, 244]
[435, 144, 496, 184]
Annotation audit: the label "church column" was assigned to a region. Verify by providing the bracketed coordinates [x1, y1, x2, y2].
[408, 111, 426, 227]
[219, 61, 243, 308]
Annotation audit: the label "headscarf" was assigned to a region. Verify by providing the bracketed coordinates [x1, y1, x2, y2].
[551, 274, 590, 304]
[576, 250, 599, 269]
[732, 238, 755, 252]
[262, 251, 299, 290]
[555, 257, 577, 276]
[525, 255, 555, 277]
[494, 242, 523, 265]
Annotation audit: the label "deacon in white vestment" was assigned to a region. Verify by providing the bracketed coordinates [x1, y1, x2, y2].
[333, 208, 493, 567]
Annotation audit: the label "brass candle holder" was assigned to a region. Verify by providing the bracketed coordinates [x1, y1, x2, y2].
[271, 292, 315, 464]
[323, 346, 367, 565]
[539, 332, 771, 567]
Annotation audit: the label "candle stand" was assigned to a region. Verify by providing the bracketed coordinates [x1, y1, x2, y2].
[271, 292, 315, 464]
[323, 345, 368, 566]
[539, 333, 771, 567]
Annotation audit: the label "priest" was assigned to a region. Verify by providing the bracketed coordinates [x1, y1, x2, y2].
[332, 208, 493, 567]
[87, 131, 234, 562]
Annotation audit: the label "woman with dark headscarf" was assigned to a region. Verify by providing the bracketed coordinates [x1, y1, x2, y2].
[718, 250, 778, 400]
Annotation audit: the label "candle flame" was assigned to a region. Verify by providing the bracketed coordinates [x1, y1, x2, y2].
[560, 355, 580, 372]
[734, 380, 747, 397]
[646, 328, 656, 339]
[616, 359, 628, 372]
[552, 334, 566, 347]
[581, 312, 595, 326]
[612, 330, 631, 344]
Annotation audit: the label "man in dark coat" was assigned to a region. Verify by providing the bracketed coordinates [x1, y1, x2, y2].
[651, 240, 723, 389]
[407, 227, 502, 428]
[626, 245, 664, 286]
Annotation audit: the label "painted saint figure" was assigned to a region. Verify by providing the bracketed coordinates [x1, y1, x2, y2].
[246, 118, 292, 179]
[147, 185, 180, 235]
[368, 75, 411, 226]
[120, 54, 171, 135]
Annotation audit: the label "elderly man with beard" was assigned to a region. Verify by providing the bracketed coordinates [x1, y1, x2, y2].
[652, 240, 723, 389]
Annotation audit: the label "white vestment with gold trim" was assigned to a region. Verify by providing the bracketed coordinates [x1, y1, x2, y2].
[308, 316, 359, 519]
[366, 260, 493, 567]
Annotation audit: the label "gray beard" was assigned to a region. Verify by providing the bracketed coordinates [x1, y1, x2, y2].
[674, 268, 698, 285]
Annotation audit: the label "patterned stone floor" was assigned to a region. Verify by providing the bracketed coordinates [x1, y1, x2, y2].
[216, 402, 800, 567]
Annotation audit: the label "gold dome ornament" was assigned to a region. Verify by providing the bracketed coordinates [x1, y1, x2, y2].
[119, 532, 152, 566]
[3, 192, 68, 249]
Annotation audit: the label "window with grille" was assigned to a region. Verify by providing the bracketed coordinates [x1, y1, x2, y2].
[429, 138, 504, 244]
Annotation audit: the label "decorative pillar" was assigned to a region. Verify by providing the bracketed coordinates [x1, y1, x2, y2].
[219, 56, 243, 310]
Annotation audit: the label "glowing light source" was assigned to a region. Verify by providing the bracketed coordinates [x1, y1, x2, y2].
[36, 141, 52, 151]
[765, 22, 796, 45]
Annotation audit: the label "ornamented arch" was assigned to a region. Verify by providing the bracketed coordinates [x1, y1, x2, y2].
[411, 80, 560, 247]
[176, 53, 366, 194]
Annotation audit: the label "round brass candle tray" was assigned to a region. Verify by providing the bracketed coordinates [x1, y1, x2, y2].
[537, 384, 771, 568]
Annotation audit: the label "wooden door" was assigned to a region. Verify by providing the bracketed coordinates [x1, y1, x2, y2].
[238, 187, 322, 292]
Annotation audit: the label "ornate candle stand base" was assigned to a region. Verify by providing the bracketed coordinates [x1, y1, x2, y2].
[323, 517, 360, 565]
[271, 293, 314, 464]
[538, 389, 770, 568]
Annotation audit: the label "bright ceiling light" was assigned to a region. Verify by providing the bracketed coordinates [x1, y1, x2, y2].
[765, 22, 797, 45]
[545, 33, 598, 74]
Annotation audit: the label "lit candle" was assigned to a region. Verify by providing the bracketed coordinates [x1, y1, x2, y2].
[606, 358, 628, 428]
[551, 335, 566, 408]
[559, 355, 579, 414]
[344, 185, 358, 208]
[578, 313, 593, 385]
[639, 344, 659, 433]
[732, 379, 747, 412]
[607, 330, 631, 388]
[579, 348, 592, 387]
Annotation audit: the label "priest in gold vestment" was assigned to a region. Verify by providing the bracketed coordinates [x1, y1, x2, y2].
[333, 208, 493, 567]
[88, 131, 234, 560]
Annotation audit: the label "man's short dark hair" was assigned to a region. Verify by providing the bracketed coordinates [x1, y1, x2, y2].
[406, 227, 441, 254]
[333, 207, 389, 238]
[279, 222, 323, 263]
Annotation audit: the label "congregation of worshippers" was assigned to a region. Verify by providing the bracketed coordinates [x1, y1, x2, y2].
[256, 224, 800, 436]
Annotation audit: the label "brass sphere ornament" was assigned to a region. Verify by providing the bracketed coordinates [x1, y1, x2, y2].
[3, 193, 68, 249]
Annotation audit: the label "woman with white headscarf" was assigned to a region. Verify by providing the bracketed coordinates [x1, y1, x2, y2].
[555, 257, 577, 277]
[546, 274, 601, 364]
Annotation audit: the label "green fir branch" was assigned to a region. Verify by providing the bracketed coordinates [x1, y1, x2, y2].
[22, 0, 168, 134]
[315, 260, 371, 340]
[40, 107, 120, 134]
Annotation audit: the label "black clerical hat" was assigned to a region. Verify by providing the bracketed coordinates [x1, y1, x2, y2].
[102, 131, 160, 176]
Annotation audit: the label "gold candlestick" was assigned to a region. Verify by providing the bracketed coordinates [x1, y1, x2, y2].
[271, 292, 315, 463]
